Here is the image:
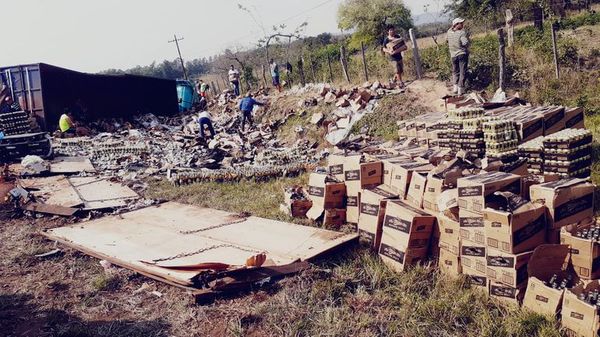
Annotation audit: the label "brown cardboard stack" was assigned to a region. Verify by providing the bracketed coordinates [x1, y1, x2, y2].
[358, 185, 398, 250]
[379, 200, 436, 272]
[300, 103, 598, 318]
[437, 213, 461, 276]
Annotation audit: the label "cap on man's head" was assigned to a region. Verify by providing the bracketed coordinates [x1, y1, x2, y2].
[452, 18, 465, 26]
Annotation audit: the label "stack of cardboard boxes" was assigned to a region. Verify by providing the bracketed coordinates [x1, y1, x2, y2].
[292, 103, 599, 336]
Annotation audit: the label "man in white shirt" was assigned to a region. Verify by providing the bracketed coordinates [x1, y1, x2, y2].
[448, 18, 470, 95]
[228, 65, 241, 97]
[197, 110, 215, 139]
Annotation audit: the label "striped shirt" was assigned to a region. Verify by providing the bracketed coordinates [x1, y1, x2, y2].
[447, 28, 469, 58]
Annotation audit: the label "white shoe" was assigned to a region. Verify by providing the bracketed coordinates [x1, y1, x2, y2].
[452, 85, 459, 94]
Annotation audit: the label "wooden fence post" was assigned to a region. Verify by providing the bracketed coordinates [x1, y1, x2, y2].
[505, 9, 514, 48]
[497, 28, 506, 91]
[409, 28, 423, 80]
[360, 42, 369, 81]
[533, 6, 543, 31]
[340, 45, 350, 83]
[327, 54, 334, 83]
[551, 21, 560, 79]
[309, 55, 317, 83]
[297, 58, 306, 87]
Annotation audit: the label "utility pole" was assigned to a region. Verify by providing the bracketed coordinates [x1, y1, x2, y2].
[168, 34, 188, 80]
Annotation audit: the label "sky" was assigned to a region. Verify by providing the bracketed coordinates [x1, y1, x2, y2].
[3, 0, 450, 73]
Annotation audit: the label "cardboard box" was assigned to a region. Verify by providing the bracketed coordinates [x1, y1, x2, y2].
[281, 187, 313, 218]
[523, 245, 577, 317]
[459, 209, 486, 245]
[360, 162, 383, 187]
[489, 281, 526, 305]
[423, 176, 445, 213]
[438, 214, 460, 255]
[382, 157, 414, 186]
[560, 219, 600, 280]
[462, 265, 488, 290]
[324, 209, 346, 228]
[306, 173, 346, 220]
[342, 154, 364, 195]
[390, 161, 435, 199]
[406, 172, 427, 208]
[379, 200, 435, 272]
[486, 248, 533, 287]
[530, 178, 594, 230]
[484, 201, 546, 254]
[327, 152, 347, 182]
[439, 247, 462, 276]
[562, 280, 600, 337]
[461, 243, 487, 275]
[346, 193, 359, 229]
[357, 185, 399, 250]
[457, 172, 522, 214]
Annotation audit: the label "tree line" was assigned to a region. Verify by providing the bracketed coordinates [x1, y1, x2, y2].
[98, 0, 599, 84]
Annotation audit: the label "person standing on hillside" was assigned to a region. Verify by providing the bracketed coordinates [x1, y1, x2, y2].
[239, 92, 264, 132]
[228, 65, 241, 97]
[382, 25, 408, 88]
[270, 59, 282, 92]
[197, 79, 210, 99]
[448, 18, 470, 96]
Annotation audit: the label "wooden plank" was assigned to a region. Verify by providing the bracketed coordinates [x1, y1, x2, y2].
[43, 202, 357, 288]
[23, 202, 78, 216]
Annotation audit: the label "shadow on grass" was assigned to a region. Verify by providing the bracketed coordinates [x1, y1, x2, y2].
[0, 293, 170, 337]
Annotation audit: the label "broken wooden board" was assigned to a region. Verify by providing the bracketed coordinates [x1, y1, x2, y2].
[50, 156, 96, 174]
[22, 202, 79, 216]
[43, 202, 357, 287]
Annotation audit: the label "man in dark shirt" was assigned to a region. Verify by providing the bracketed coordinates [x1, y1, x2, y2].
[382, 25, 408, 88]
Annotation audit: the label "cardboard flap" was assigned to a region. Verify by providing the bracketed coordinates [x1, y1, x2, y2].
[437, 188, 458, 212]
[540, 178, 588, 190]
[528, 244, 570, 279]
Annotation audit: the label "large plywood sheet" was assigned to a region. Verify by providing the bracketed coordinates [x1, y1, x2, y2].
[44, 202, 357, 286]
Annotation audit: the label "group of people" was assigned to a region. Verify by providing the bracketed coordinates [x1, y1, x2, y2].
[382, 17, 470, 95]
[195, 92, 264, 141]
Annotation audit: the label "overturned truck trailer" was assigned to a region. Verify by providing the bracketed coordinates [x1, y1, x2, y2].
[0, 63, 179, 131]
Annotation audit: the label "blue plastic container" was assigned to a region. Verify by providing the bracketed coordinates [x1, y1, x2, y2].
[176, 80, 197, 112]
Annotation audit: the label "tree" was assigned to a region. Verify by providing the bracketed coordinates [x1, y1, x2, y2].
[337, 0, 413, 44]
